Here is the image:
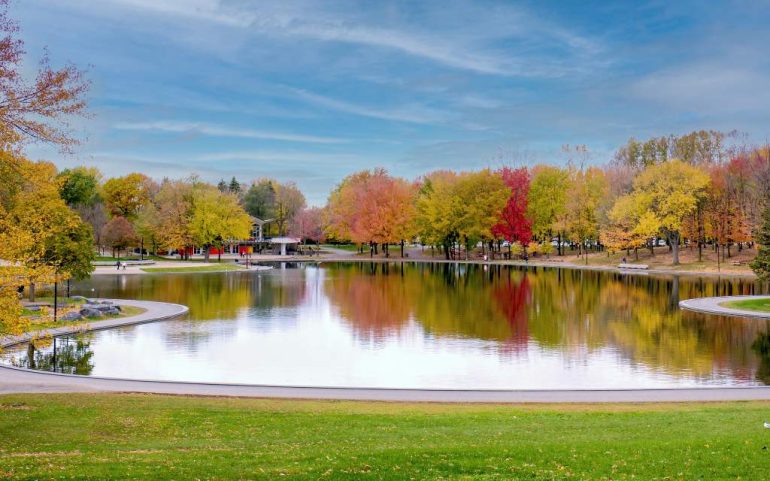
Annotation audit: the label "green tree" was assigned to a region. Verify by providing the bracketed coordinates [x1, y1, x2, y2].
[750, 196, 770, 280]
[57, 166, 101, 207]
[243, 179, 277, 222]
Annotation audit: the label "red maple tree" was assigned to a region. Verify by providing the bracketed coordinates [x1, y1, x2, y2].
[492, 167, 532, 246]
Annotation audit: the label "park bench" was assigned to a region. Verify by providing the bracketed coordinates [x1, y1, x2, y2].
[618, 263, 649, 270]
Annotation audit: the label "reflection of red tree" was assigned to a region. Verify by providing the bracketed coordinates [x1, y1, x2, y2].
[492, 276, 531, 352]
[326, 269, 412, 341]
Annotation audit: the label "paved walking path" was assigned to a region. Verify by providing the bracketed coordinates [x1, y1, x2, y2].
[679, 296, 770, 319]
[4, 297, 770, 402]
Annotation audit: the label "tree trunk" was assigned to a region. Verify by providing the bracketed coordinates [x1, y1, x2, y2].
[204, 247, 210, 262]
[670, 231, 680, 265]
[557, 232, 562, 256]
[29, 282, 35, 302]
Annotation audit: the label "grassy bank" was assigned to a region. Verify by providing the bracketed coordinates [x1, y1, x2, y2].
[722, 297, 770, 312]
[141, 264, 245, 273]
[0, 394, 767, 479]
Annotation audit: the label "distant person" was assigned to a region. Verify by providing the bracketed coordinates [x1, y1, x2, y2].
[621, 256, 627, 264]
[116, 261, 120, 270]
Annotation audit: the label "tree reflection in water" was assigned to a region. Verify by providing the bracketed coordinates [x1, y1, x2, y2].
[14, 336, 94, 375]
[11, 262, 770, 386]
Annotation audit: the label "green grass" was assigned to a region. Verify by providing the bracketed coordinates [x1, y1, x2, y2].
[141, 264, 245, 273]
[721, 297, 770, 312]
[0, 394, 768, 480]
[322, 243, 363, 252]
[21, 305, 147, 331]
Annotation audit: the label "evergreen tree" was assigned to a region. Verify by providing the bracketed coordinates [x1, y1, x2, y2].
[217, 179, 228, 192]
[229, 177, 241, 194]
[750, 198, 770, 280]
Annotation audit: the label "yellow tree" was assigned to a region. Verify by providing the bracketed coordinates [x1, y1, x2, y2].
[101, 173, 153, 219]
[601, 194, 648, 260]
[565, 167, 608, 262]
[626, 159, 710, 265]
[189, 187, 252, 262]
[154, 179, 195, 257]
[527, 165, 569, 254]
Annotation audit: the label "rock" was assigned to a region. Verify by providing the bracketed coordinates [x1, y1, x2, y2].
[80, 307, 102, 318]
[70, 295, 88, 302]
[61, 312, 83, 321]
[26, 306, 41, 312]
[103, 307, 120, 316]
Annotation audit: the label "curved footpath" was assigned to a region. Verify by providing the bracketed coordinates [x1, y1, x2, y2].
[679, 295, 770, 319]
[3, 297, 770, 402]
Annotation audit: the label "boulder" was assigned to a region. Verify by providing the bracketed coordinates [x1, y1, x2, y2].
[61, 312, 83, 322]
[70, 295, 88, 302]
[80, 307, 102, 318]
[103, 307, 121, 316]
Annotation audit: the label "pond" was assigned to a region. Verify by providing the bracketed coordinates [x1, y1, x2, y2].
[4, 262, 770, 389]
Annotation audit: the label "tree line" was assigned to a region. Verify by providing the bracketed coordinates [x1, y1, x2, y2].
[325, 135, 770, 268]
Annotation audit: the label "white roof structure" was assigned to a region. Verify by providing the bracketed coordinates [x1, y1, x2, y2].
[269, 237, 301, 255]
[270, 237, 300, 244]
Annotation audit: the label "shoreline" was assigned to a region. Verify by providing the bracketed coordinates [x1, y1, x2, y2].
[89, 254, 759, 279]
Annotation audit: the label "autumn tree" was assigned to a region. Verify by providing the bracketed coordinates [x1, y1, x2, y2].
[189, 187, 252, 262]
[623, 160, 710, 265]
[289, 207, 324, 244]
[0, 156, 93, 302]
[0, 1, 90, 333]
[527, 165, 569, 255]
[326, 169, 416, 256]
[565, 167, 608, 262]
[491, 167, 532, 256]
[415, 170, 509, 259]
[101, 216, 137, 258]
[0, 0, 89, 151]
[274, 181, 306, 236]
[154, 179, 195, 257]
[101, 173, 153, 219]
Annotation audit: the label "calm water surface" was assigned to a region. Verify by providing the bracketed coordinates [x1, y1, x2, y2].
[4, 262, 770, 389]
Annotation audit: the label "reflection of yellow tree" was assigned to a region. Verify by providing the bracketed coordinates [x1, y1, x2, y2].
[525, 268, 765, 380]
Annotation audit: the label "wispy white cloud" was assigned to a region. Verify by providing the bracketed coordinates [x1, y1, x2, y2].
[113, 120, 349, 144]
[66, 0, 600, 77]
[289, 88, 451, 124]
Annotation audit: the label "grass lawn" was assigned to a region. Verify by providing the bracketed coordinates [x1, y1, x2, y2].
[322, 243, 363, 252]
[0, 394, 768, 479]
[721, 297, 770, 312]
[141, 264, 245, 273]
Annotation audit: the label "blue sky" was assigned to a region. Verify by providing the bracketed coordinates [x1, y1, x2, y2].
[17, 0, 770, 205]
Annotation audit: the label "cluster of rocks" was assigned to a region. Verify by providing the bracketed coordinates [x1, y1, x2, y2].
[57, 298, 123, 322]
[79, 299, 122, 319]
